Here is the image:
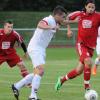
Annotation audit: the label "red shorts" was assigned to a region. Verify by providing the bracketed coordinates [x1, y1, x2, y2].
[0, 51, 22, 67]
[76, 43, 94, 64]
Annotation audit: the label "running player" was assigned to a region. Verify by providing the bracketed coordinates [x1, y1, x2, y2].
[55, 0, 100, 92]
[0, 20, 29, 77]
[11, 6, 72, 100]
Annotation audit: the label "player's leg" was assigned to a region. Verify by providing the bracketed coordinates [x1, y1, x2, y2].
[12, 73, 34, 100]
[84, 57, 93, 90]
[17, 61, 29, 77]
[92, 37, 100, 75]
[29, 50, 45, 99]
[55, 62, 84, 91]
[29, 65, 44, 100]
[92, 56, 100, 75]
[7, 52, 29, 77]
[55, 43, 84, 91]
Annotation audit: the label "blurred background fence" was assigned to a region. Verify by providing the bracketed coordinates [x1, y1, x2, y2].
[15, 28, 78, 46]
[0, 12, 78, 46]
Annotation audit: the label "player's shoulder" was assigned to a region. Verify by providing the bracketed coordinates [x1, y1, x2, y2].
[68, 11, 82, 17]
[94, 11, 100, 16]
[0, 28, 3, 32]
[12, 30, 20, 37]
[43, 15, 54, 22]
[0, 29, 4, 35]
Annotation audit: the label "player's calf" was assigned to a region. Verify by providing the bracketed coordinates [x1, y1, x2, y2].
[84, 58, 93, 90]
[17, 61, 29, 77]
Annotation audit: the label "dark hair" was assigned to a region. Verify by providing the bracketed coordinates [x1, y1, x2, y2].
[4, 19, 13, 24]
[85, 0, 95, 6]
[82, 0, 95, 12]
[53, 5, 67, 15]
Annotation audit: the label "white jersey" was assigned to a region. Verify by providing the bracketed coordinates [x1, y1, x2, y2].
[96, 27, 100, 55]
[28, 15, 57, 52]
[98, 27, 100, 37]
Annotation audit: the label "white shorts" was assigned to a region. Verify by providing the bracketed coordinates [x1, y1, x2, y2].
[28, 49, 46, 68]
[96, 37, 100, 55]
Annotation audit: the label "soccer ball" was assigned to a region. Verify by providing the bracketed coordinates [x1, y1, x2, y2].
[85, 90, 98, 100]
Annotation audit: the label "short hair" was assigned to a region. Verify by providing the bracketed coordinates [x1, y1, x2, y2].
[4, 19, 13, 24]
[85, 0, 95, 6]
[82, 0, 95, 12]
[53, 5, 67, 15]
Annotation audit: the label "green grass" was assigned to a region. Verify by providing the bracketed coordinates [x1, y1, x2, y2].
[0, 48, 100, 100]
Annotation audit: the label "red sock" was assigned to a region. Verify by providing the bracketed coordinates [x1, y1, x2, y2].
[61, 69, 78, 84]
[84, 65, 91, 89]
[21, 69, 29, 77]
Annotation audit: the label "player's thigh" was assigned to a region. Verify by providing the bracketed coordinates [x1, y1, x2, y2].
[76, 43, 94, 64]
[28, 50, 46, 68]
[6, 53, 22, 68]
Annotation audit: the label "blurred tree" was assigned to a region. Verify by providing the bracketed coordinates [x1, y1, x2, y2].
[0, 0, 100, 11]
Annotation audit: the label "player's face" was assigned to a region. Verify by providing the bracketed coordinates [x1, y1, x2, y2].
[4, 23, 13, 34]
[85, 3, 95, 14]
[57, 12, 66, 24]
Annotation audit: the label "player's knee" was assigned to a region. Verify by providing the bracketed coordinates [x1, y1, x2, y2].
[76, 67, 83, 75]
[17, 61, 26, 69]
[39, 68, 44, 76]
[34, 66, 44, 76]
[84, 58, 93, 67]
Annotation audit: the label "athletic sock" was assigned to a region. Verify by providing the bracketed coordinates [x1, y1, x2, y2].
[30, 74, 41, 99]
[14, 73, 33, 90]
[84, 65, 91, 89]
[20, 69, 29, 77]
[61, 69, 78, 84]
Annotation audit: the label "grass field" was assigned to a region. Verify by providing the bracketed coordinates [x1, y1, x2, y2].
[0, 48, 100, 100]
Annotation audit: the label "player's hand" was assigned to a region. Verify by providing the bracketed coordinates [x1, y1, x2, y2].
[63, 20, 69, 25]
[67, 30, 73, 38]
[23, 52, 29, 59]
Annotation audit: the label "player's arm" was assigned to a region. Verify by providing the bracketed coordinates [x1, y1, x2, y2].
[66, 24, 73, 38]
[20, 42, 27, 53]
[37, 20, 59, 30]
[63, 11, 80, 25]
[15, 31, 28, 56]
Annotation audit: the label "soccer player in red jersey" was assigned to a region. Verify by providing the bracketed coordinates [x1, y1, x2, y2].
[0, 20, 29, 77]
[55, 0, 100, 92]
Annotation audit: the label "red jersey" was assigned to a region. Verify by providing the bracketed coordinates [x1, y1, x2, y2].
[0, 29, 23, 54]
[68, 11, 100, 49]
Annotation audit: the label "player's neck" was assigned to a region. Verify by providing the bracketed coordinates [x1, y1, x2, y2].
[53, 16, 59, 24]
[4, 30, 11, 35]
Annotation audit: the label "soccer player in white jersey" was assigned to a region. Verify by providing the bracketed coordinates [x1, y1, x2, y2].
[11, 6, 72, 100]
[92, 26, 100, 75]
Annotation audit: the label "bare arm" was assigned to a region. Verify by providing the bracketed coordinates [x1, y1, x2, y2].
[66, 24, 73, 38]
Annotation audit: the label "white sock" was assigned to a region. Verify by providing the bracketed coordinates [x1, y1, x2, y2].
[95, 58, 100, 65]
[14, 73, 34, 90]
[30, 74, 41, 99]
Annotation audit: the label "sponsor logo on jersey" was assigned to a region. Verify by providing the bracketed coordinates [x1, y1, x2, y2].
[2, 42, 11, 49]
[82, 20, 92, 28]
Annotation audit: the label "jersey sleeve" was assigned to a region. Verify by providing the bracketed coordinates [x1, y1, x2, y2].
[14, 31, 23, 43]
[41, 17, 52, 26]
[68, 11, 81, 20]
